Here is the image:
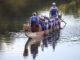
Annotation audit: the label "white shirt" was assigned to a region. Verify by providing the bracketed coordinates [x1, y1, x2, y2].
[45, 19, 48, 23]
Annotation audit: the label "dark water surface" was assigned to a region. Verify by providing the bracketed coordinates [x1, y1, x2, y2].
[0, 0, 80, 60]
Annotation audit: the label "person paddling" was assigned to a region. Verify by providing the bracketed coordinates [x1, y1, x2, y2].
[39, 16, 45, 31]
[49, 2, 58, 18]
[44, 16, 49, 35]
[44, 16, 49, 30]
[49, 18, 53, 33]
[55, 14, 67, 30]
[58, 15, 67, 29]
[30, 12, 39, 32]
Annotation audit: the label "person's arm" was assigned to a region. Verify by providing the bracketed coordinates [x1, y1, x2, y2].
[39, 24, 42, 31]
[61, 18, 67, 24]
[49, 7, 52, 17]
[57, 7, 59, 15]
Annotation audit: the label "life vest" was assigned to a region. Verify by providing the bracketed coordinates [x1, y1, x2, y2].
[44, 24, 49, 30]
[50, 18, 55, 26]
[44, 19, 49, 30]
[55, 18, 61, 25]
[50, 7, 58, 16]
[39, 21, 45, 30]
[57, 19, 61, 25]
[31, 16, 38, 25]
[49, 19, 53, 29]
[31, 21, 36, 32]
[31, 16, 39, 32]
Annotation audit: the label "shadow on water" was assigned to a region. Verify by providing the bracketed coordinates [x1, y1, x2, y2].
[23, 30, 60, 59]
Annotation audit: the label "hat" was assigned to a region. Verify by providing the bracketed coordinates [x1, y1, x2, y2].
[58, 13, 62, 16]
[39, 16, 44, 19]
[33, 12, 37, 15]
[43, 15, 47, 17]
[52, 2, 56, 5]
[55, 17, 58, 20]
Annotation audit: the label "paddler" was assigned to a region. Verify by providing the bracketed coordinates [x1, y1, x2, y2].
[49, 18, 53, 33]
[58, 14, 67, 29]
[49, 18, 53, 30]
[55, 17, 59, 30]
[50, 15, 56, 30]
[55, 14, 67, 30]
[44, 16, 49, 35]
[49, 2, 58, 18]
[30, 12, 39, 32]
[44, 16, 49, 30]
[39, 16, 45, 31]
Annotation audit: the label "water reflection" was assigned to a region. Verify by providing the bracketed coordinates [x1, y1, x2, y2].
[23, 29, 60, 59]
[0, 32, 27, 52]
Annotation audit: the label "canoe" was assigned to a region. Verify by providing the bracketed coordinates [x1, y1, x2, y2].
[25, 31, 44, 39]
[25, 29, 50, 39]
[24, 24, 61, 39]
[24, 24, 50, 38]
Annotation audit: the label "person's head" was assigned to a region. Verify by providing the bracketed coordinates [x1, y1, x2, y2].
[41, 17, 44, 20]
[52, 2, 56, 7]
[58, 15, 62, 19]
[23, 24, 28, 31]
[50, 16, 53, 19]
[55, 17, 58, 21]
[39, 16, 44, 22]
[58, 12, 62, 18]
[32, 12, 37, 16]
[44, 15, 48, 19]
[40, 16, 44, 20]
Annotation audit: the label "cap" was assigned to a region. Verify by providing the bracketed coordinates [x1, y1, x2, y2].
[33, 12, 37, 15]
[43, 15, 47, 17]
[58, 13, 62, 16]
[52, 2, 56, 5]
[39, 16, 44, 19]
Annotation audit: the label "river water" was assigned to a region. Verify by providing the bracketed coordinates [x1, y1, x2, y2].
[0, 1, 80, 60]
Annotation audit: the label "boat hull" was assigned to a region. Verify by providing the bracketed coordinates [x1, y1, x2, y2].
[25, 29, 50, 39]
[25, 31, 44, 39]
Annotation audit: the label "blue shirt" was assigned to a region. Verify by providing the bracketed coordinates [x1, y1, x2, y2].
[50, 7, 58, 16]
[39, 21, 45, 30]
[31, 16, 38, 25]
